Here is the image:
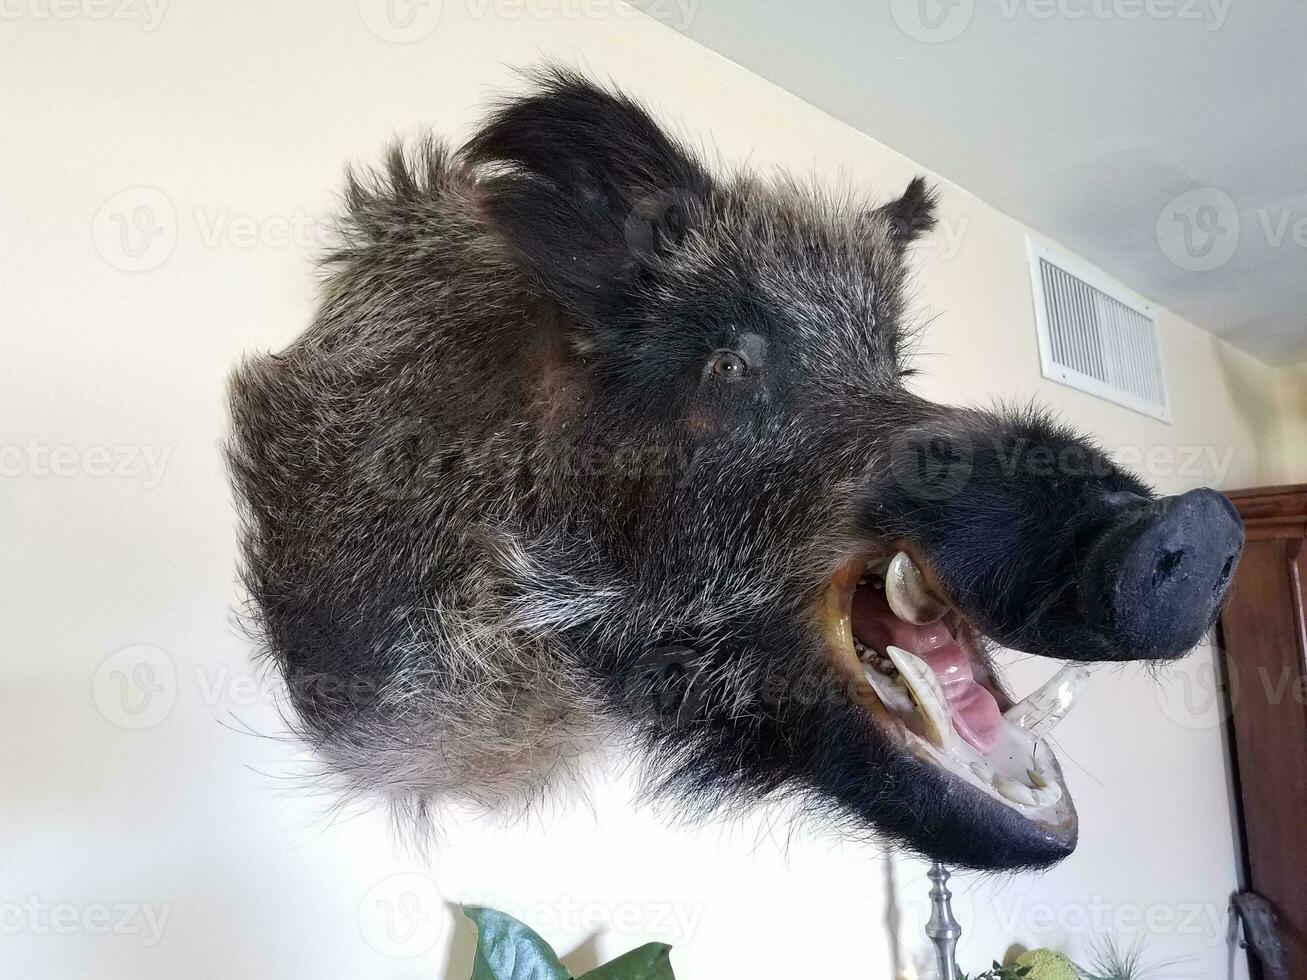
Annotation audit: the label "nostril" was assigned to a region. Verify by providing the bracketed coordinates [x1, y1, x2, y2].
[1082, 487, 1244, 658]
[1214, 554, 1235, 593]
[1153, 549, 1185, 588]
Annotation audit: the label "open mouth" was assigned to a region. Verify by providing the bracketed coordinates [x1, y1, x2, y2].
[826, 551, 1085, 836]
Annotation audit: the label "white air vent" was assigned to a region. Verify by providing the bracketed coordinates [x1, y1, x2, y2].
[1026, 238, 1170, 423]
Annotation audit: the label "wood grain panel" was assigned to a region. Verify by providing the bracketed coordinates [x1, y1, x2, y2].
[1221, 486, 1307, 979]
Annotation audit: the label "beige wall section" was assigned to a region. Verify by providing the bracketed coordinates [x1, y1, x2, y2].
[1268, 364, 1307, 483]
[2, 2, 1299, 979]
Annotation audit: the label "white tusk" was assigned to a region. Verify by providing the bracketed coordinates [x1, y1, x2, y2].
[1003, 665, 1090, 739]
[884, 551, 946, 625]
[886, 645, 959, 752]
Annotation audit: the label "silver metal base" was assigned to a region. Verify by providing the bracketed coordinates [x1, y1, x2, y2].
[926, 862, 961, 980]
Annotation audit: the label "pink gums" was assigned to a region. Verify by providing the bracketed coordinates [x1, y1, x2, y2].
[851, 584, 1003, 752]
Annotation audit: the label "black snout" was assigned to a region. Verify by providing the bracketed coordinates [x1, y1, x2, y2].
[1082, 488, 1244, 659]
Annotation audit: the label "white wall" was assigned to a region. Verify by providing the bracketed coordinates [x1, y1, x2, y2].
[2, 3, 1296, 978]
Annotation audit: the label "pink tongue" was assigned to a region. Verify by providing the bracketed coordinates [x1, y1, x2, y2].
[852, 585, 1003, 752]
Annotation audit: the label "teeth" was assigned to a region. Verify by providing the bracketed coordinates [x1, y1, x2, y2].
[1003, 665, 1090, 739]
[856, 638, 895, 674]
[862, 662, 917, 717]
[994, 769, 1063, 808]
[884, 552, 946, 625]
[886, 645, 958, 752]
[972, 759, 1062, 807]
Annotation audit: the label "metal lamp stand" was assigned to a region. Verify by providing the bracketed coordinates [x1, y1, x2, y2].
[926, 861, 962, 980]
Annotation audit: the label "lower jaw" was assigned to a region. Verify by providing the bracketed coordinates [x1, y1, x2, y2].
[823, 558, 1077, 838]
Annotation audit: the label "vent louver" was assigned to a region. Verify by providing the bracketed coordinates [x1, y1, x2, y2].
[1026, 239, 1169, 422]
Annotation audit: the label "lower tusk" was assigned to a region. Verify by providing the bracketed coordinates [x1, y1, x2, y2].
[886, 645, 959, 752]
[1003, 665, 1090, 739]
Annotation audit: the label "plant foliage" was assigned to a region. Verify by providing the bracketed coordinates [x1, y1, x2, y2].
[464, 907, 676, 980]
[1078, 936, 1197, 980]
[962, 961, 1032, 980]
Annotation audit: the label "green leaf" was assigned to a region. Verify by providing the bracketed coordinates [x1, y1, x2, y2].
[576, 943, 675, 980]
[464, 906, 572, 980]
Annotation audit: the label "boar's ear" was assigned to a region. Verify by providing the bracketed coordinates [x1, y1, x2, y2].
[463, 68, 712, 324]
[873, 176, 938, 249]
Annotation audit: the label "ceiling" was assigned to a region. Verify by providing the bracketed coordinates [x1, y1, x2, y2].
[631, 0, 1307, 364]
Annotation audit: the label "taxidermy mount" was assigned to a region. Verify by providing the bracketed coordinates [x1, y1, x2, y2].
[227, 68, 1244, 870]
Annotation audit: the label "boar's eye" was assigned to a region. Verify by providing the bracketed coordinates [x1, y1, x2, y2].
[707, 349, 748, 380]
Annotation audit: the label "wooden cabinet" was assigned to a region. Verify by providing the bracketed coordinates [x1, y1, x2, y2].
[1220, 485, 1307, 980]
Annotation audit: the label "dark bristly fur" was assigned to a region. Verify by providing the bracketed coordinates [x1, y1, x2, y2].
[227, 69, 1187, 870]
